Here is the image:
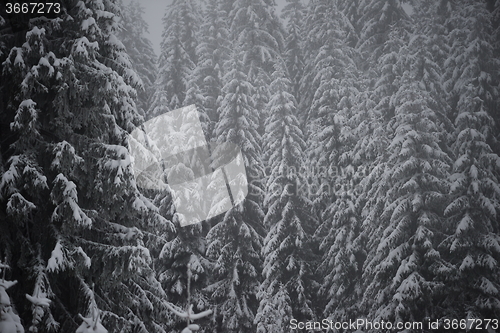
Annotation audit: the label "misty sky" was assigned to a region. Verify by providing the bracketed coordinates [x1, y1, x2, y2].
[134, 0, 289, 56]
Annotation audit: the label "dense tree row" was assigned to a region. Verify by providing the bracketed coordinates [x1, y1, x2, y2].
[1, 0, 499, 332]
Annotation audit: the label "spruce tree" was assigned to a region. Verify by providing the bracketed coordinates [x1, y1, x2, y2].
[205, 48, 264, 333]
[157, 223, 211, 332]
[440, 0, 500, 321]
[0, 1, 173, 331]
[228, 0, 284, 134]
[118, 0, 157, 117]
[281, 0, 305, 104]
[444, 0, 500, 146]
[255, 61, 316, 332]
[228, 0, 283, 80]
[357, 0, 409, 66]
[300, 0, 359, 213]
[148, 0, 200, 119]
[191, 0, 231, 135]
[361, 33, 452, 325]
[441, 80, 500, 323]
[0, 261, 25, 333]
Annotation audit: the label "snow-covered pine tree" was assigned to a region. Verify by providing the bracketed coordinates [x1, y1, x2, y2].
[118, 0, 157, 117]
[337, 0, 362, 47]
[303, 3, 366, 320]
[228, 0, 284, 135]
[158, 225, 212, 332]
[1, 1, 174, 331]
[299, 0, 359, 211]
[356, 0, 409, 68]
[228, 0, 283, 81]
[205, 47, 264, 333]
[315, 180, 366, 322]
[294, 5, 367, 322]
[444, 0, 500, 149]
[440, 0, 500, 322]
[255, 60, 316, 332]
[351, 6, 412, 278]
[137, 102, 214, 332]
[300, 0, 358, 127]
[148, 0, 200, 119]
[163, 264, 213, 333]
[361, 32, 452, 326]
[355, 0, 412, 125]
[298, 0, 332, 127]
[281, 0, 305, 105]
[190, 0, 231, 137]
[441, 78, 500, 324]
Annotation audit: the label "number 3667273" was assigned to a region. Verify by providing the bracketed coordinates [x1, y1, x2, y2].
[5, 3, 61, 14]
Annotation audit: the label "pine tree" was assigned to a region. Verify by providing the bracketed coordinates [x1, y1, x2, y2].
[255, 61, 316, 332]
[228, 0, 284, 134]
[118, 0, 157, 117]
[357, 0, 409, 67]
[352, 8, 413, 289]
[163, 264, 213, 333]
[361, 33, 452, 325]
[441, 80, 500, 322]
[205, 48, 264, 333]
[0, 1, 174, 331]
[295, 4, 369, 322]
[190, 0, 231, 136]
[440, 0, 500, 321]
[444, 0, 500, 147]
[300, 0, 359, 211]
[337, 0, 362, 47]
[157, 223, 212, 332]
[281, 0, 305, 104]
[300, 0, 357, 127]
[228, 0, 283, 80]
[148, 0, 200, 119]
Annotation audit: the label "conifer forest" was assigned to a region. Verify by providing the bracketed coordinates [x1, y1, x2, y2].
[1, 0, 500, 332]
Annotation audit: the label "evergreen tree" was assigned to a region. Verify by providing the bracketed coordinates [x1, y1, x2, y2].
[0, 261, 25, 333]
[228, 0, 283, 80]
[228, 0, 284, 134]
[357, 0, 409, 67]
[135, 103, 213, 332]
[148, 0, 200, 118]
[444, 0, 500, 148]
[0, 1, 173, 331]
[440, 0, 500, 322]
[300, 0, 357, 126]
[352, 9, 412, 283]
[361, 34, 452, 325]
[205, 48, 264, 333]
[441, 78, 500, 323]
[281, 0, 305, 104]
[337, 0, 362, 47]
[300, 0, 359, 211]
[186, 0, 231, 138]
[118, 0, 157, 117]
[157, 223, 212, 332]
[255, 61, 316, 332]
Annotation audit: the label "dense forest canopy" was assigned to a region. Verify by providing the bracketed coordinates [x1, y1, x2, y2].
[1, 0, 499, 332]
